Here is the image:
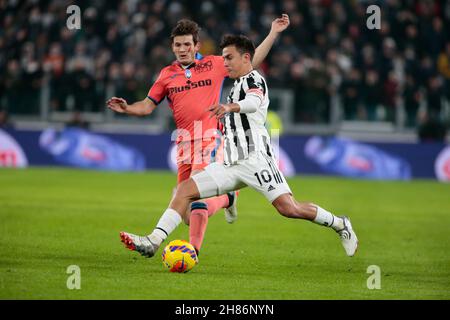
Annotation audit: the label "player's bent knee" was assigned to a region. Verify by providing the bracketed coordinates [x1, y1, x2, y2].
[176, 179, 200, 202]
[272, 195, 297, 218]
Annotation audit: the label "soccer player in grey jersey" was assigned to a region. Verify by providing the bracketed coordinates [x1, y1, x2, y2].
[126, 34, 358, 261]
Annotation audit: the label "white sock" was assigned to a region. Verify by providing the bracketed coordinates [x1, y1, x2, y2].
[148, 208, 182, 245]
[313, 206, 344, 231]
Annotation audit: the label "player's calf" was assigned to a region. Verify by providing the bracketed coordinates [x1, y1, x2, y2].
[272, 194, 316, 220]
[170, 178, 202, 222]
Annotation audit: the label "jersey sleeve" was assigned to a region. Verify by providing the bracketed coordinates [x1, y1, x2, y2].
[147, 70, 167, 105]
[245, 75, 266, 102]
[212, 55, 229, 79]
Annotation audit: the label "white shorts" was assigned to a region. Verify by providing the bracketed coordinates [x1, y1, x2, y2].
[191, 152, 292, 203]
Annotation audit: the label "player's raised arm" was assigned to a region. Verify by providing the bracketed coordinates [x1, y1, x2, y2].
[252, 14, 290, 69]
[106, 96, 157, 116]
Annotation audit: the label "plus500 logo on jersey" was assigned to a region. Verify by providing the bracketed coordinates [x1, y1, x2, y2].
[169, 79, 212, 94]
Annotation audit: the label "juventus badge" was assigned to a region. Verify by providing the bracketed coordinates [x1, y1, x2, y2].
[185, 69, 192, 79]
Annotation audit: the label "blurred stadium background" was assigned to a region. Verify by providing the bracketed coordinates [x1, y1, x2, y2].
[1, 0, 450, 128]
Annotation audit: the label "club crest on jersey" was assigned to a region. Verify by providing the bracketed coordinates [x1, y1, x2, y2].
[185, 69, 192, 79]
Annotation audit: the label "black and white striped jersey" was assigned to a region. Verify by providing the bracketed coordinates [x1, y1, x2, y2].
[222, 70, 274, 165]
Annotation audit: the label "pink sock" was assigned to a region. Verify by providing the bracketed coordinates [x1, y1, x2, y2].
[189, 208, 208, 253]
[204, 195, 230, 217]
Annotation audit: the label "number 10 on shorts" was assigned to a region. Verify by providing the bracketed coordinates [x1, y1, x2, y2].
[254, 170, 273, 186]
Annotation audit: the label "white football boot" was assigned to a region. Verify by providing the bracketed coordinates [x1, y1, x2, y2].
[224, 191, 238, 224]
[336, 216, 358, 257]
[120, 231, 160, 258]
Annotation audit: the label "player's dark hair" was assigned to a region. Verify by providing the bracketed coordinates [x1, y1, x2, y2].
[171, 19, 200, 44]
[219, 34, 255, 60]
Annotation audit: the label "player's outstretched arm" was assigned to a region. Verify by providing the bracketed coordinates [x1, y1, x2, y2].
[209, 93, 261, 119]
[252, 14, 290, 69]
[208, 95, 261, 119]
[106, 97, 157, 116]
[208, 103, 240, 119]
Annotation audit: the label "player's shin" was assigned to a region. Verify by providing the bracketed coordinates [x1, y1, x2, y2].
[149, 179, 200, 246]
[189, 202, 209, 254]
[148, 208, 183, 246]
[312, 205, 344, 231]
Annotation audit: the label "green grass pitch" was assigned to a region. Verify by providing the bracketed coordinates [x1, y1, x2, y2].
[1, 167, 449, 299]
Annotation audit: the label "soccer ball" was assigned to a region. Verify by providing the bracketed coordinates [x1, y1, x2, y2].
[161, 240, 198, 273]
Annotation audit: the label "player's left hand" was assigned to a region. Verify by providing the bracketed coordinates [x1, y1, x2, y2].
[208, 104, 231, 119]
[271, 14, 290, 33]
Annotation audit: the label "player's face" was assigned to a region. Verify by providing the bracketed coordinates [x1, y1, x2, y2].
[172, 35, 199, 66]
[222, 46, 250, 79]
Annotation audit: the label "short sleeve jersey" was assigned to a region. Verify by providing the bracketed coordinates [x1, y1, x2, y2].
[147, 55, 228, 142]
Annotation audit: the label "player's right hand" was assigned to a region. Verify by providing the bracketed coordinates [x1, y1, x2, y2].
[271, 14, 290, 33]
[106, 97, 128, 113]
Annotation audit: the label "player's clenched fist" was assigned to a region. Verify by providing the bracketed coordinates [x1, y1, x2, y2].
[107, 97, 129, 113]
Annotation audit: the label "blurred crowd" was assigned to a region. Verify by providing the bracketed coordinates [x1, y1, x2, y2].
[0, 0, 449, 132]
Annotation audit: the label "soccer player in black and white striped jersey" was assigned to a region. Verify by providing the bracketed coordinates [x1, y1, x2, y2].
[221, 57, 273, 166]
[129, 34, 358, 261]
